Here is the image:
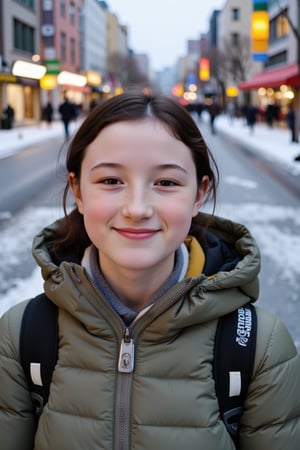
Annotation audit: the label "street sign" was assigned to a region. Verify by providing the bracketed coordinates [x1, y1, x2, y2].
[45, 59, 60, 75]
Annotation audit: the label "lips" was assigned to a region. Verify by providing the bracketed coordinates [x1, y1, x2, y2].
[114, 228, 158, 240]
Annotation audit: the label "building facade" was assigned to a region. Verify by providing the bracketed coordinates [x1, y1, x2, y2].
[0, 0, 130, 126]
[0, 0, 43, 124]
[217, 0, 263, 103]
[239, 0, 300, 119]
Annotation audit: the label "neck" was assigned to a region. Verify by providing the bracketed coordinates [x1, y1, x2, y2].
[99, 256, 175, 310]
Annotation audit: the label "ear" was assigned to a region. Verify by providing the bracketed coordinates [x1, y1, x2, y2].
[68, 172, 84, 214]
[192, 176, 210, 217]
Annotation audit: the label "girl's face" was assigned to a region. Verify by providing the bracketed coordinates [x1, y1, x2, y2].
[69, 119, 208, 278]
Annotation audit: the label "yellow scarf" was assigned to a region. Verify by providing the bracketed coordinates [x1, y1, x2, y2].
[184, 235, 205, 277]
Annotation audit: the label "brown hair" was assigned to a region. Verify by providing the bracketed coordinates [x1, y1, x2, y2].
[54, 91, 219, 259]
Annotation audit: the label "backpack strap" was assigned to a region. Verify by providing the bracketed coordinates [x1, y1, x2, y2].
[20, 293, 58, 417]
[214, 303, 257, 446]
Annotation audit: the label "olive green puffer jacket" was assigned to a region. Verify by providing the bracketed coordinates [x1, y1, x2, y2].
[1, 213, 300, 450]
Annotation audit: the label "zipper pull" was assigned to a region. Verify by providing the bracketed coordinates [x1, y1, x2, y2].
[118, 328, 135, 373]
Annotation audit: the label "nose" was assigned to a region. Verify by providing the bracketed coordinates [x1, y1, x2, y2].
[121, 185, 153, 221]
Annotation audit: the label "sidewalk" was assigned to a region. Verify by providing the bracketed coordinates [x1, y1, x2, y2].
[1, 114, 300, 177]
[205, 112, 300, 177]
[0, 120, 79, 159]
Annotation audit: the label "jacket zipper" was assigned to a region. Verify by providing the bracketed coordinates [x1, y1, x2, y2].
[115, 327, 134, 450]
[118, 327, 135, 373]
[114, 278, 201, 450]
[69, 264, 203, 450]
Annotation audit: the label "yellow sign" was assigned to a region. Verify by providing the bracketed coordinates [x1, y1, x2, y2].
[252, 40, 268, 52]
[226, 86, 239, 97]
[251, 11, 269, 40]
[40, 75, 57, 89]
[86, 71, 102, 86]
[0, 73, 17, 83]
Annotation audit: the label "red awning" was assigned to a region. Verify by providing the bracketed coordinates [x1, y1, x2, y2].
[239, 63, 300, 90]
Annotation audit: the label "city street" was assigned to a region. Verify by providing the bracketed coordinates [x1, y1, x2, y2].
[0, 117, 300, 352]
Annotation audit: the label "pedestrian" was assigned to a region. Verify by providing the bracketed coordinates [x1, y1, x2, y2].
[208, 98, 220, 134]
[265, 103, 274, 128]
[245, 104, 258, 134]
[3, 104, 15, 129]
[286, 103, 297, 143]
[1, 92, 299, 449]
[43, 101, 53, 126]
[58, 95, 77, 138]
[89, 98, 98, 111]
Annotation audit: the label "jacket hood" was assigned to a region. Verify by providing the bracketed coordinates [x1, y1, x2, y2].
[31, 212, 260, 330]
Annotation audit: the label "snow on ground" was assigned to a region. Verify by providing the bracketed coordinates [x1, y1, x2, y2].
[0, 207, 62, 316]
[203, 112, 300, 177]
[0, 119, 81, 159]
[1, 201, 300, 318]
[218, 203, 300, 284]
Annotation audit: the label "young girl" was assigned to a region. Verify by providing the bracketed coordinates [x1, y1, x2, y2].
[1, 92, 299, 449]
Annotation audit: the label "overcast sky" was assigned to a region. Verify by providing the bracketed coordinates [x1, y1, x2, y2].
[107, 0, 226, 71]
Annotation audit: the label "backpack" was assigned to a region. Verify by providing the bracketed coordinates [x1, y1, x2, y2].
[19, 293, 257, 446]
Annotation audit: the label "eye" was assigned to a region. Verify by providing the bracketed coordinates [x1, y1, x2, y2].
[156, 179, 179, 187]
[99, 178, 122, 185]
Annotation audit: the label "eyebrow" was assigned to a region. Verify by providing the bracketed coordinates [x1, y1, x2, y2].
[90, 162, 122, 172]
[90, 162, 188, 174]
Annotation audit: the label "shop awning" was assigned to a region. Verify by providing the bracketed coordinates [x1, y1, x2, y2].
[239, 63, 300, 90]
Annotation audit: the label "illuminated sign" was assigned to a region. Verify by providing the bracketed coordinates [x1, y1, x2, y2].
[86, 71, 102, 86]
[226, 86, 239, 97]
[0, 73, 17, 83]
[12, 60, 46, 79]
[40, 74, 57, 89]
[57, 71, 87, 87]
[251, 1, 269, 61]
[199, 58, 210, 81]
[45, 59, 60, 75]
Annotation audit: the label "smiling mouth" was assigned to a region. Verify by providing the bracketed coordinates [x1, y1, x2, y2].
[114, 228, 158, 240]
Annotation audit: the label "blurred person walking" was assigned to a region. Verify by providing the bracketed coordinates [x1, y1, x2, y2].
[58, 96, 77, 138]
[3, 104, 15, 129]
[208, 98, 220, 134]
[43, 102, 54, 126]
[245, 104, 259, 134]
[265, 104, 275, 128]
[286, 103, 297, 143]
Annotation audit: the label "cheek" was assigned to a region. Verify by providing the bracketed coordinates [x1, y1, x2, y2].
[81, 196, 115, 222]
[162, 198, 196, 229]
[81, 200, 110, 244]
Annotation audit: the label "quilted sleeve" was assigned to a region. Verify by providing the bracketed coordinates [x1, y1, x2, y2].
[239, 306, 300, 449]
[0, 301, 36, 450]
